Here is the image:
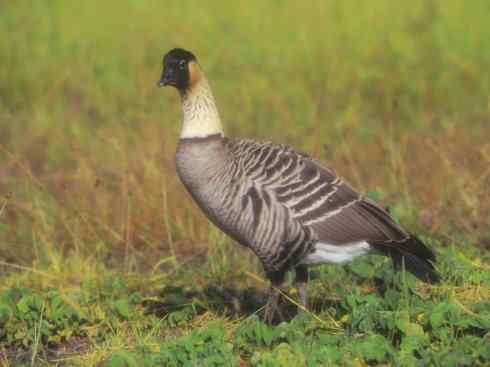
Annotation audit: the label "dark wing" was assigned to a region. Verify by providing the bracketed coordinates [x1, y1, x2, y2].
[275, 157, 409, 244]
[273, 150, 438, 282]
[230, 138, 406, 244]
[231, 139, 438, 282]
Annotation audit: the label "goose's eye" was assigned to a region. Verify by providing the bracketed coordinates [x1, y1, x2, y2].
[178, 60, 186, 69]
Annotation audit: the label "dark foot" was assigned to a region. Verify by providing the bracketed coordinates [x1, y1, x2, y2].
[263, 270, 286, 324]
[263, 286, 285, 324]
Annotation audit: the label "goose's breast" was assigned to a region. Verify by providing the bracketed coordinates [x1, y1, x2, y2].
[175, 142, 250, 244]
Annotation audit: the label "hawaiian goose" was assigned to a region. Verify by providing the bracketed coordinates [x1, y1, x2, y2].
[157, 48, 439, 323]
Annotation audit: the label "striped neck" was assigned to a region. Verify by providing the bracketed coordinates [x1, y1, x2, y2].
[180, 71, 224, 140]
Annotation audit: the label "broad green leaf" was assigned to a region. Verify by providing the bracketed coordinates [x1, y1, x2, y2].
[352, 334, 392, 362]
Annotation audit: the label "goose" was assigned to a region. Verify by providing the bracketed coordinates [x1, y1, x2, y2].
[157, 48, 439, 323]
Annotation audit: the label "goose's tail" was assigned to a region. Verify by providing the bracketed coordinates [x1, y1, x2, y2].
[371, 235, 440, 283]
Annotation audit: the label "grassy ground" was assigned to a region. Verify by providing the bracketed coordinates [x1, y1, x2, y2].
[1, 0, 489, 365]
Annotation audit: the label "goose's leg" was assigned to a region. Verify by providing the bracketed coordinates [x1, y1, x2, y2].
[295, 265, 309, 309]
[263, 270, 286, 324]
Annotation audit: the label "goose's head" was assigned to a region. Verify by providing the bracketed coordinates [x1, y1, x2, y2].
[158, 48, 199, 93]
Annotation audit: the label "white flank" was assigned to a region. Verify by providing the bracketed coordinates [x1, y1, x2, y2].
[300, 241, 371, 265]
[180, 63, 224, 139]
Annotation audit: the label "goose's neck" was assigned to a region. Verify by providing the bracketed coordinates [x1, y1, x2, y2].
[180, 74, 224, 139]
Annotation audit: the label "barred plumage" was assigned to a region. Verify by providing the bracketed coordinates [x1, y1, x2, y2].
[159, 48, 439, 323]
[176, 137, 314, 273]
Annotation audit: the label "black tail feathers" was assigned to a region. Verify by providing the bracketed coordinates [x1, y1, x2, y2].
[371, 235, 440, 284]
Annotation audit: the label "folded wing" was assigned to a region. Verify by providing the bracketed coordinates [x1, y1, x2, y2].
[233, 139, 439, 282]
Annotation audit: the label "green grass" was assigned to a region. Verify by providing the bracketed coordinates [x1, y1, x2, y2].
[1, 0, 490, 365]
[0, 242, 489, 366]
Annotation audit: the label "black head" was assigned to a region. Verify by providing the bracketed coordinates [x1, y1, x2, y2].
[157, 48, 197, 91]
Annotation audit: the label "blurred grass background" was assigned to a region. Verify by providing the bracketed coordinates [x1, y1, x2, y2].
[1, 1, 490, 365]
[0, 0, 489, 273]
